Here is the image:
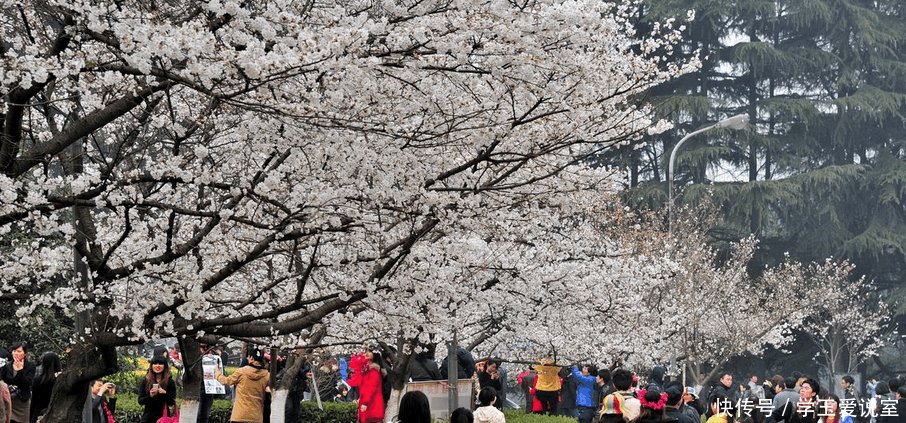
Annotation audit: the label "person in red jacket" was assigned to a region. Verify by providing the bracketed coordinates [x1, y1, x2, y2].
[348, 347, 386, 423]
[529, 371, 543, 413]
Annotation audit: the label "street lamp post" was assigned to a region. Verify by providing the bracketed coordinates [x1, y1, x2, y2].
[668, 113, 749, 235]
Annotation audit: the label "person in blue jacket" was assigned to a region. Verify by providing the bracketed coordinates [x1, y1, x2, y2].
[573, 364, 599, 423]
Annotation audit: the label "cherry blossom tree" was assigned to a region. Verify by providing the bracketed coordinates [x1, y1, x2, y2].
[625, 206, 888, 387]
[290, 200, 883, 422]
[600, 200, 816, 387]
[0, 0, 695, 421]
[317, 190, 673, 419]
[795, 260, 892, 375]
[661, 235, 810, 387]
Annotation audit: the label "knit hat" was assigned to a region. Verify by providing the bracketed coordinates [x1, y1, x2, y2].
[601, 392, 625, 415]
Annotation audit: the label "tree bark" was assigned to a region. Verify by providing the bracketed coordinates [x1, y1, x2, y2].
[271, 354, 306, 423]
[385, 389, 405, 423]
[272, 326, 326, 423]
[384, 339, 414, 423]
[43, 343, 118, 423]
[6, 83, 171, 177]
[270, 390, 290, 423]
[180, 398, 200, 423]
[179, 336, 203, 423]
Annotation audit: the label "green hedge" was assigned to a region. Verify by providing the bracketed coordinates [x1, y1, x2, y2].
[503, 410, 581, 423]
[113, 392, 144, 412]
[298, 401, 358, 423]
[112, 395, 356, 423]
[112, 392, 232, 412]
[105, 369, 144, 393]
[113, 392, 234, 422]
[113, 399, 569, 423]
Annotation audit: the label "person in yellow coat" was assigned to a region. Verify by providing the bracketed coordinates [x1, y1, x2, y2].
[535, 358, 562, 415]
[215, 349, 271, 423]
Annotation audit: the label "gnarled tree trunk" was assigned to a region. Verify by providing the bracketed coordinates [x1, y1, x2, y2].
[384, 338, 414, 423]
[179, 336, 203, 423]
[271, 353, 306, 423]
[43, 342, 118, 423]
[272, 327, 326, 423]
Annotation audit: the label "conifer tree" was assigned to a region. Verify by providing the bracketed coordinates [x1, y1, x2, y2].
[624, 0, 906, 288]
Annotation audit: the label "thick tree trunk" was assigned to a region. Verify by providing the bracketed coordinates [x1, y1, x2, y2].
[385, 338, 414, 423]
[385, 388, 405, 423]
[180, 399, 200, 423]
[43, 343, 118, 423]
[273, 327, 327, 423]
[272, 353, 306, 423]
[180, 336, 203, 423]
[270, 390, 290, 423]
[270, 352, 305, 423]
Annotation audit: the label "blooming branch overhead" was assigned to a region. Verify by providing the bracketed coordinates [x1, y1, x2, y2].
[2, 1, 695, 415]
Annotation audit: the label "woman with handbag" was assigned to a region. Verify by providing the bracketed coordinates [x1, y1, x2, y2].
[137, 356, 177, 423]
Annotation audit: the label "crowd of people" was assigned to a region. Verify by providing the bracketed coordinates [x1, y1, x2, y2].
[0, 339, 332, 423]
[354, 344, 906, 423]
[0, 341, 241, 423]
[509, 364, 906, 423]
[318, 345, 906, 423]
[0, 339, 579, 423]
[5, 338, 906, 423]
[0, 342, 61, 423]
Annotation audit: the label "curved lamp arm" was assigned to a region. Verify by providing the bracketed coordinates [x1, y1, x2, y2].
[667, 114, 749, 235]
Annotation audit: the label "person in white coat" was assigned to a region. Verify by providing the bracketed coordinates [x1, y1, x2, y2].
[474, 387, 505, 423]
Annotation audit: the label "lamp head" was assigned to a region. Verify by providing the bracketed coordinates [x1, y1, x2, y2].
[715, 113, 749, 130]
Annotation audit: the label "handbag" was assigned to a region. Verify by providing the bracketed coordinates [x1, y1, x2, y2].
[156, 403, 180, 423]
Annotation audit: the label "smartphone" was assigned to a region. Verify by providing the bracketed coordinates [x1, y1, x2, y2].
[686, 386, 695, 395]
[152, 383, 159, 390]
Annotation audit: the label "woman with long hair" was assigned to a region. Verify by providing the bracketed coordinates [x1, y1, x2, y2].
[0, 342, 36, 423]
[396, 390, 432, 423]
[28, 352, 60, 423]
[349, 346, 385, 423]
[137, 355, 176, 423]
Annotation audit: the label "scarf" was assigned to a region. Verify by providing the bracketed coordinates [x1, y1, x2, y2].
[101, 400, 115, 423]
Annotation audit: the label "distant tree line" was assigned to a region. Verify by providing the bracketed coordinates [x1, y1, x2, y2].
[606, 1, 906, 295]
